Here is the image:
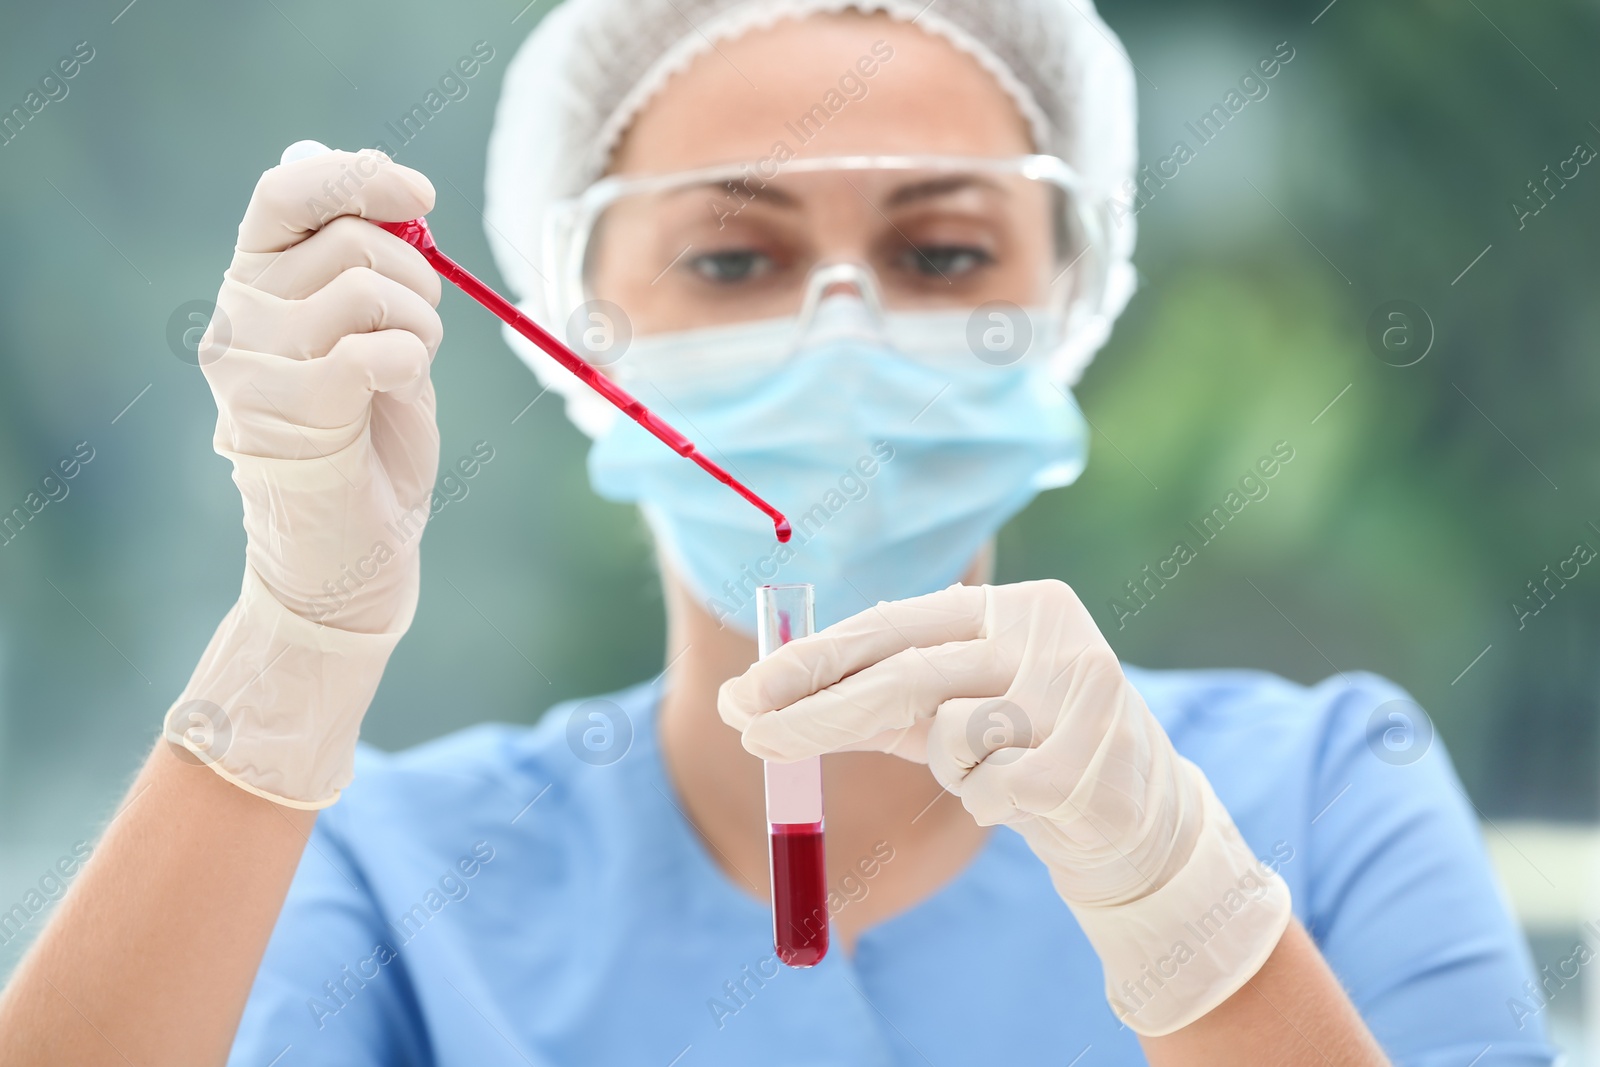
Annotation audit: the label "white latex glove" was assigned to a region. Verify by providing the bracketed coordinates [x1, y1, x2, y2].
[719, 580, 1292, 1036]
[162, 141, 443, 808]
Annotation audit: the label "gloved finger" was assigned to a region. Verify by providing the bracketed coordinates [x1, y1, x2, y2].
[925, 694, 1042, 801]
[933, 728, 1074, 831]
[941, 648, 1152, 827]
[321, 329, 435, 404]
[228, 214, 442, 306]
[719, 583, 987, 732]
[838, 721, 935, 762]
[236, 148, 435, 255]
[205, 330, 433, 458]
[714, 674, 930, 759]
[216, 266, 443, 363]
[369, 382, 442, 507]
[956, 738, 1127, 842]
[927, 636, 1117, 777]
[735, 637, 1007, 762]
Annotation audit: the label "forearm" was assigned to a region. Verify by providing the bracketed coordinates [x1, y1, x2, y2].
[1142, 920, 1390, 1067]
[0, 740, 315, 1067]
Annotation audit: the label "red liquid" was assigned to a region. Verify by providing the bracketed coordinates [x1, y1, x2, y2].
[373, 217, 791, 543]
[769, 821, 828, 967]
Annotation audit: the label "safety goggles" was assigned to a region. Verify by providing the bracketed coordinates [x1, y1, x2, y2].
[541, 154, 1115, 358]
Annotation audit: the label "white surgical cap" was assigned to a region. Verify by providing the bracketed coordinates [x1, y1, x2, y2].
[483, 0, 1140, 438]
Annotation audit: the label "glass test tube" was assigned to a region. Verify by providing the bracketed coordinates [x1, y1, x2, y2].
[756, 583, 828, 968]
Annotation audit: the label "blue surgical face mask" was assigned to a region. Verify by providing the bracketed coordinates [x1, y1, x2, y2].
[587, 296, 1088, 632]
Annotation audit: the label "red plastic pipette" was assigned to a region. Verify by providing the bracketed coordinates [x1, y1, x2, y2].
[373, 217, 792, 543]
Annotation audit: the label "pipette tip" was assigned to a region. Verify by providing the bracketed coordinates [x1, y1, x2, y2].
[774, 518, 792, 543]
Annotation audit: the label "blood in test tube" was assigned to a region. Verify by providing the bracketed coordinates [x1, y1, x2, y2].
[769, 822, 827, 967]
[756, 584, 828, 967]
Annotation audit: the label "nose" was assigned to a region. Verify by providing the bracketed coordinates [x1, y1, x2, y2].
[791, 262, 890, 351]
[795, 262, 886, 326]
[807, 262, 879, 302]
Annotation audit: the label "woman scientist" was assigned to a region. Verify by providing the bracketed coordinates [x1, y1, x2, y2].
[0, 1, 1557, 1064]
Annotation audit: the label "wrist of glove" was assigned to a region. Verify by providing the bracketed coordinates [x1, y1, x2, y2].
[719, 579, 1291, 1036]
[163, 561, 408, 809]
[164, 431, 423, 808]
[1040, 760, 1291, 1035]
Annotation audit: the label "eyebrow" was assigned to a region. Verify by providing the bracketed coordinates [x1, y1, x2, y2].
[882, 174, 1009, 207]
[672, 180, 802, 209]
[666, 173, 1009, 211]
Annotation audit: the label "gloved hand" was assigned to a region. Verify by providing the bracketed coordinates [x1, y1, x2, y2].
[162, 142, 443, 808]
[719, 579, 1292, 1036]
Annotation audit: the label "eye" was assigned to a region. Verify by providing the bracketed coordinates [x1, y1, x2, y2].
[896, 245, 994, 279]
[687, 249, 775, 283]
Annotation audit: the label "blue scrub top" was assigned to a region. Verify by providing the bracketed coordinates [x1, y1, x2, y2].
[230, 667, 1558, 1066]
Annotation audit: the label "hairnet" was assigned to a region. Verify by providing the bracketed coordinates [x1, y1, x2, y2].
[483, 0, 1139, 437]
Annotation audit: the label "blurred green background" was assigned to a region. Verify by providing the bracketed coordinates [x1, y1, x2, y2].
[2, 0, 1598, 1043]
